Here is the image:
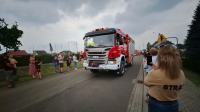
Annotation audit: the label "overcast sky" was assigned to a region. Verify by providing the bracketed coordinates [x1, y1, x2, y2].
[0, 0, 199, 53]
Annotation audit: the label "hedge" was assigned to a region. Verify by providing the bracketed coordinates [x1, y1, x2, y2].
[14, 54, 54, 67]
[35, 54, 54, 64]
[183, 58, 200, 75]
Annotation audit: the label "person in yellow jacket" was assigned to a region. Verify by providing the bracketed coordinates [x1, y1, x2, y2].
[87, 39, 95, 47]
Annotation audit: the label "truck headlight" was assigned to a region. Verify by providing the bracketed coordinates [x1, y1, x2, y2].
[108, 60, 117, 64]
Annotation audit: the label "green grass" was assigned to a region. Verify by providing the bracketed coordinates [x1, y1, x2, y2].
[184, 69, 200, 86]
[17, 64, 55, 82]
[0, 62, 83, 88]
[18, 62, 82, 82]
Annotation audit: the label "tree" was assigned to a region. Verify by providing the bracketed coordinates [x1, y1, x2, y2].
[184, 2, 200, 73]
[146, 42, 151, 51]
[0, 18, 23, 52]
[177, 44, 185, 50]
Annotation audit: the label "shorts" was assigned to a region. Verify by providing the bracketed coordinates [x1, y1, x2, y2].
[59, 63, 64, 67]
[67, 62, 71, 66]
[54, 62, 59, 68]
[148, 95, 178, 112]
[5, 70, 17, 81]
[36, 67, 41, 72]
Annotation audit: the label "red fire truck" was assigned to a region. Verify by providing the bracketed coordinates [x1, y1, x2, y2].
[83, 28, 135, 76]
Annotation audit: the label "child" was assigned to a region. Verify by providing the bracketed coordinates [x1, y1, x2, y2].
[53, 54, 59, 72]
[66, 53, 72, 71]
[35, 58, 42, 79]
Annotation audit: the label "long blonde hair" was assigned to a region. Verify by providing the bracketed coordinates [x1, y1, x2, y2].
[157, 45, 182, 79]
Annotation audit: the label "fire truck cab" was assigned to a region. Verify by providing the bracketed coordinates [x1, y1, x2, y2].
[83, 28, 135, 76]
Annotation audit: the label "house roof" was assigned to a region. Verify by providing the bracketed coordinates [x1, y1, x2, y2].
[33, 50, 47, 55]
[7, 50, 28, 56]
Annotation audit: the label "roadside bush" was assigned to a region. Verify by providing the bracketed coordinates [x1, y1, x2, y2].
[183, 58, 200, 75]
[15, 55, 30, 66]
[36, 54, 53, 64]
[0, 55, 4, 69]
[14, 54, 53, 67]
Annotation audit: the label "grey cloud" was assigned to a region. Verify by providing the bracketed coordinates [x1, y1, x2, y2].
[0, 0, 61, 25]
[115, 0, 183, 35]
[81, 0, 112, 16]
[51, 0, 111, 17]
[145, 0, 183, 13]
[0, 0, 110, 25]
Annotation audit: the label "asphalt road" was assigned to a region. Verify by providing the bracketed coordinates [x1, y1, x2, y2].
[0, 56, 142, 112]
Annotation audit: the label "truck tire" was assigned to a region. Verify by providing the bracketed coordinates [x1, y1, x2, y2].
[115, 61, 125, 76]
[90, 69, 98, 73]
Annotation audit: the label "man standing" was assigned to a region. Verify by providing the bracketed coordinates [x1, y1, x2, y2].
[3, 54, 17, 88]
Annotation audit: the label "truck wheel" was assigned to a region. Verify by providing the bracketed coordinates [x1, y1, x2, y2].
[90, 69, 98, 73]
[116, 61, 125, 76]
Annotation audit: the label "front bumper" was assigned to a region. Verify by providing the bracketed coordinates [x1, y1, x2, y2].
[83, 61, 120, 70]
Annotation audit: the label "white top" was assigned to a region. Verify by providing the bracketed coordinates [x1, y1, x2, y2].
[152, 56, 157, 65]
[73, 55, 78, 62]
[58, 54, 64, 63]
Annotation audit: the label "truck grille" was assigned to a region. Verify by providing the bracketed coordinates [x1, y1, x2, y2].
[87, 51, 107, 67]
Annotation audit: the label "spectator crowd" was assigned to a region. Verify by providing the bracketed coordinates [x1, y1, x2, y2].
[1, 51, 84, 88]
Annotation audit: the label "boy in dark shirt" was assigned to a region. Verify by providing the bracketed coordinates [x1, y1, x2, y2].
[66, 54, 72, 71]
[35, 58, 42, 79]
[146, 52, 153, 66]
[144, 52, 153, 73]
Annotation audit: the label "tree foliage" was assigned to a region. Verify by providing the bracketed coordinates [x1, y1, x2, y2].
[177, 44, 185, 49]
[185, 2, 200, 73]
[146, 42, 151, 51]
[0, 18, 23, 51]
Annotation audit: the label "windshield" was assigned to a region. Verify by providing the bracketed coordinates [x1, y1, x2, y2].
[85, 34, 114, 48]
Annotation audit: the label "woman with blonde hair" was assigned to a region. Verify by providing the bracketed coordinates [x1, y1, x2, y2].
[139, 45, 185, 112]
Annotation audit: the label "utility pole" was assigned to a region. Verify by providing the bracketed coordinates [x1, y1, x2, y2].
[76, 41, 78, 53]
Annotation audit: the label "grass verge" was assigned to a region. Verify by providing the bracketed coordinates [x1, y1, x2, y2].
[0, 62, 83, 88]
[184, 69, 200, 87]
